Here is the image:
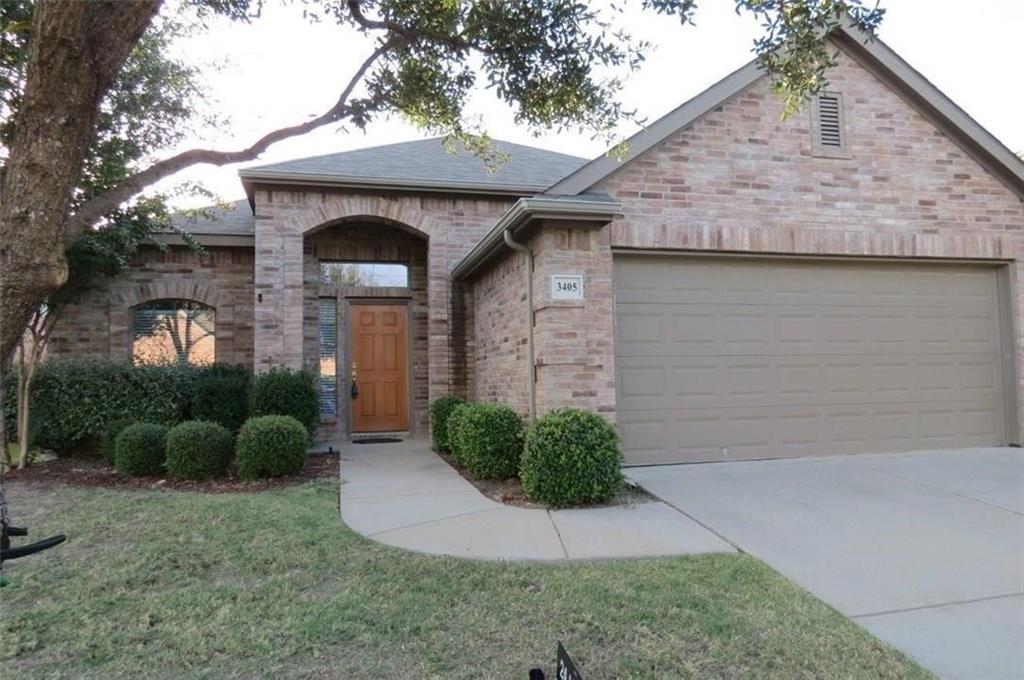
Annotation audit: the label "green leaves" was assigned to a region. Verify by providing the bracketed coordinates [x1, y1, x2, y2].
[740, 0, 885, 118]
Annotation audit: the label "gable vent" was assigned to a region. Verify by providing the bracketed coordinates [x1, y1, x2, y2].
[817, 94, 842, 147]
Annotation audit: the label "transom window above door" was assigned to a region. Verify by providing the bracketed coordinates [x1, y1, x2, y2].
[320, 261, 408, 288]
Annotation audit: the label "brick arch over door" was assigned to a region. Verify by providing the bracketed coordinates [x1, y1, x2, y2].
[111, 281, 236, 361]
[256, 196, 453, 405]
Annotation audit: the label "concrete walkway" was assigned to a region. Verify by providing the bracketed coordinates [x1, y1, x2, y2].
[338, 439, 733, 561]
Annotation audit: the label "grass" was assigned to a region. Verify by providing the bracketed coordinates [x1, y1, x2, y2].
[0, 480, 931, 679]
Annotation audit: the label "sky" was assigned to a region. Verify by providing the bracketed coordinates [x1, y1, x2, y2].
[158, 0, 1024, 206]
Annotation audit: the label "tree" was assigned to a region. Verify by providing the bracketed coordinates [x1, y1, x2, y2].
[1, 1, 208, 466]
[0, 0, 885, 363]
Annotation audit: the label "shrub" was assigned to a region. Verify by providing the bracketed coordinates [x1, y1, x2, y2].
[449, 403, 523, 479]
[250, 367, 319, 434]
[191, 366, 251, 432]
[114, 422, 169, 477]
[520, 409, 623, 507]
[165, 420, 234, 480]
[27, 360, 183, 453]
[100, 417, 137, 464]
[429, 396, 464, 451]
[235, 415, 309, 480]
[445, 402, 472, 455]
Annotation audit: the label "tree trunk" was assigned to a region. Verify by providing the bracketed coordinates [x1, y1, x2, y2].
[0, 0, 161, 360]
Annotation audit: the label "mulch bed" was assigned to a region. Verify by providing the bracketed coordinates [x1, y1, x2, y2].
[3, 453, 338, 493]
[436, 451, 652, 509]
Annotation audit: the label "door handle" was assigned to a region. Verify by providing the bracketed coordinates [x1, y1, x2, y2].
[351, 379, 359, 399]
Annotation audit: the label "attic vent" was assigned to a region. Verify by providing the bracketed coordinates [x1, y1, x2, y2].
[811, 92, 848, 158]
[817, 95, 842, 146]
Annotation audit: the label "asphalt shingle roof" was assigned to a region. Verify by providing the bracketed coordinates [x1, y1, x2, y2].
[239, 137, 587, 192]
[169, 199, 254, 236]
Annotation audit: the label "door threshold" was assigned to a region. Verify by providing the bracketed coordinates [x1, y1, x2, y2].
[350, 431, 409, 444]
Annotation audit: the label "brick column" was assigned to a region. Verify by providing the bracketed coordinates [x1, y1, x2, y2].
[531, 221, 617, 419]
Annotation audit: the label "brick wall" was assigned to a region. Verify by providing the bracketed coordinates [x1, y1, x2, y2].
[602, 47, 1022, 259]
[49, 245, 255, 367]
[467, 248, 529, 413]
[531, 223, 616, 417]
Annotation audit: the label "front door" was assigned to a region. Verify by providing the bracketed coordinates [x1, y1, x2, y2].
[349, 303, 409, 432]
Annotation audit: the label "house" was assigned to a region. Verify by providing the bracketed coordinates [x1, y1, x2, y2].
[50, 23, 1024, 464]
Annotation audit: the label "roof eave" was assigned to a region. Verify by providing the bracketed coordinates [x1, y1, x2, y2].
[238, 169, 550, 197]
[451, 196, 622, 280]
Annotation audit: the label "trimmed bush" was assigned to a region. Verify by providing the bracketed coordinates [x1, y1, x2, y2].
[429, 395, 465, 451]
[449, 403, 523, 479]
[100, 417, 137, 464]
[251, 368, 319, 434]
[191, 366, 251, 432]
[445, 402, 472, 455]
[235, 415, 309, 480]
[114, 422, 169, 477]
[26, 360, 184, 453]
[520, 409, 623, 507]
[165, 420, 234, 480]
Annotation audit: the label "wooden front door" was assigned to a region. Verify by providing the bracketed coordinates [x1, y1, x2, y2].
[349, 303, 409, 432]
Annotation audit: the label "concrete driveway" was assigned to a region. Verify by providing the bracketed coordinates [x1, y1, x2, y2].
[628, 448, 1024, 680]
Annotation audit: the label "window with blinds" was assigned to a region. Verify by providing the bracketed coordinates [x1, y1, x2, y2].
[318, 298, 338, 418]
[812, 92, 848, 158]
[132, 299, 215, 366]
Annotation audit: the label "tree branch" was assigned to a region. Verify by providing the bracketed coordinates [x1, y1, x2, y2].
[70, 38, 397, 235]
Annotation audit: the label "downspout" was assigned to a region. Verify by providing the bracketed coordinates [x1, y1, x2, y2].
[503, 228, 536, 423]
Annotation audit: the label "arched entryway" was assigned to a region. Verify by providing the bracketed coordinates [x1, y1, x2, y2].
[306, 217, 429, 439]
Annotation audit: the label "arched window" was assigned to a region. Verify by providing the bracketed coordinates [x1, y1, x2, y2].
[132, 299, 215, 366]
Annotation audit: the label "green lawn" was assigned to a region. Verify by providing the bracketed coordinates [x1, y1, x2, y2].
[1, 479, 931, 679]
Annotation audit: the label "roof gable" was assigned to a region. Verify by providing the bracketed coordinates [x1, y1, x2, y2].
[545, 22, 1024, 198]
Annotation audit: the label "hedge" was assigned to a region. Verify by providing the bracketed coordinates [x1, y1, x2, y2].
[235, 415, 309, 480]
[449, 402, 523, 479]
[114, 422, 169, 477]
[191, 365, 250, 432]
[429, 396, 464, 451]
[250, 368, 319, 434]
[520, 409, 623, 507]
[30, 360, 183, 453]
[165, 420, 234, 480]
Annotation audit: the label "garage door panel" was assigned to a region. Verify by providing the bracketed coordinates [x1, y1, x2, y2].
[614, 256, 1008, 464]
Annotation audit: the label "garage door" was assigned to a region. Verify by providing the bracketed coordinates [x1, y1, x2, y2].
[614, 255, 1011, 465]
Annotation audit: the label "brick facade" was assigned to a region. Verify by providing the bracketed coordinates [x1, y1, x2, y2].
[47, 41, 1024, 443]
[49, 245, 255, 367]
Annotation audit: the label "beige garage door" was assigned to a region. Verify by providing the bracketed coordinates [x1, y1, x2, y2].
[614, 255, 1011, 465]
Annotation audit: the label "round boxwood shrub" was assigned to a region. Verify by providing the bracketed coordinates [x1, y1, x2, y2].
[429, 395, 465, 451]
[114, 422, 169, 477]
[191, 367, 250, 432]
[235, 415, 309, 480]
[164, 420, 234, 481]
[449, 403, 523, 479]
[520, 409, 623, 507]
[250, 367, 319, 434]
[100, 417, 137, 464]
